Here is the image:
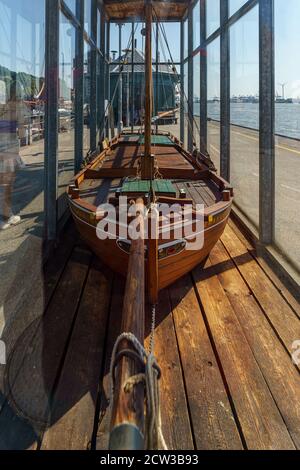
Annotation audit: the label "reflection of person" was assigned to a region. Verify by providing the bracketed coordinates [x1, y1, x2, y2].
[0, 80, 26, 230]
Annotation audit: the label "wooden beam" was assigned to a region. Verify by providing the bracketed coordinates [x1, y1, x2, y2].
[109, 200, 145, 450]
[142, 0, 155, 179]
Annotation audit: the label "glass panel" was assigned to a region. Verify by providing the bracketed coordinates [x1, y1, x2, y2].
[193, 53, 200, 148]
[207, 38, 220, 172]
[156, 22, 180, 64]
[184, 18, 188, 59]
[58, 13, 75, 220]
[229, 0, 248, 17]
[110, 23, 133, 62]
[63, 0, 76, 16]
[0, 0, 45, 381]
[83, 40, 91, 156]
[230, 6, 259, 229]
[84, 0, 91, 36]
[193, 0, 200, 50]
[0, 0, 45, 236]
[184, 60, 188, 147]
[275, 0, 300, 269]
[207, 0, 220, 37]
[97, 7, 101, 49]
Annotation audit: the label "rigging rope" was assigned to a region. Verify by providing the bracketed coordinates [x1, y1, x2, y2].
[109, 322, 167, 450]
[152, 7, 205, 152]
[99, 23, 139, 141]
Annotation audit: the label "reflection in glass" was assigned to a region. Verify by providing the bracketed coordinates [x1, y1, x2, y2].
[184, 61, 188, 148]
[230, 6, 259, 229]
[58, 13, 75, 220]
[207, 38, 220, 171]
[207, 0, 220, 37]
[83, 41, 91, 157]
[63, 0, 76, 16]
[0, 0, 45, 235]
[84, 0, 92, 36]
[0, 0, 46, 410]
[184, 19, 188, 59]
[230, 0, 248, 17]
[193, 53, 200, 149]
[193, 1, 200, 51]
[275, 0, 300, 269]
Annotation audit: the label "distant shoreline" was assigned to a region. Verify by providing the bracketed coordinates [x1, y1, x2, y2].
[204, 117, 300, 143]
[192, 102, 300, 141]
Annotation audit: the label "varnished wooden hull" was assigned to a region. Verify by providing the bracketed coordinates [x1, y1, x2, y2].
[70, 200, 231, 290]
[68, 132, 233, 298]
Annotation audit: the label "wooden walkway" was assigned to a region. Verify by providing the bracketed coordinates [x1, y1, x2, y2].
[0, 218, 300, 450]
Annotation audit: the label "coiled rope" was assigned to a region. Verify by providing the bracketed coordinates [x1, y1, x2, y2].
[109, 305, 167, 450]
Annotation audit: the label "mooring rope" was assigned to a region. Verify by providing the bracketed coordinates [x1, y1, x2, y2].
[109, 318, 167, 450]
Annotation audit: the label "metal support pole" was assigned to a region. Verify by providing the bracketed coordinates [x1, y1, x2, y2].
[220, 0, 230, 180]
[188, 6, 194, 153]
[155, 21, 159, 134]
[200, 0, 207, 154]
[126, 66, 130, 128]
[75, 0, 84, 172]
[45, 0, 59, 240]
[180, 20, 184, 143]
[105, 20, 110, 138]
[98, 11, 105, 143]
[118, 23, 123, 134]
[259, 0, 275, 245]
[131, 22, 135, 132]
[90, 0, 97, 151]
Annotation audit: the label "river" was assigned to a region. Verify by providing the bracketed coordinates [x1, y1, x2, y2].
[193, 102, 300, 140]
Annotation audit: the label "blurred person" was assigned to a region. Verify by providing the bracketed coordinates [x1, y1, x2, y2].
[0, 78, 26, 230]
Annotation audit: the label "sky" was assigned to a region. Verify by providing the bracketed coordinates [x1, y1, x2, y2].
[0, 0, 300, 101]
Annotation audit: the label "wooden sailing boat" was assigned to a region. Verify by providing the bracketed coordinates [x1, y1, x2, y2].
[67, 0, 233, 449]
[67, 3, 233, 305]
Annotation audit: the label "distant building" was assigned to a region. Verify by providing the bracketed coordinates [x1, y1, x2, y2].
[109, 49, 179, 125]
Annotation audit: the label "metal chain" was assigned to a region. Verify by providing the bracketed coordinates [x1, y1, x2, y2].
[149, 304, 156, 354]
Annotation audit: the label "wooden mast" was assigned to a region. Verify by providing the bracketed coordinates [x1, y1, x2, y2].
[141, 0, 155, 179]
[109, 200, 145, 450]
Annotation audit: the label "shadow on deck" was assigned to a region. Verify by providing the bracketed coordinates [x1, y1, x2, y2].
[0, 218, 299, 450]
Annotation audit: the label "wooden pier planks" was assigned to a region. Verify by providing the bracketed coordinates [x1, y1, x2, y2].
[41, 259, 113, 450]
[0, 245, 92, 450]
[228, 218, 300, 319]
[221, 225, 300, 357]
[209, 240, 300, 449]
[169, 275, 243, 450]
[1, 218, 300, 450]
[96, 276, 125, 451]
[96, 280, 194, 450]
[144, 293, 194, 450]
[192, 257, 295, 449]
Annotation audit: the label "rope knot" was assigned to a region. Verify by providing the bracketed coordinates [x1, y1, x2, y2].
[109, 329, 167, 450]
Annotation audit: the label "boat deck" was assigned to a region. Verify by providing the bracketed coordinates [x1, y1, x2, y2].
[1, 218, 300, 450]
[78, 140, 223, 207]
[100, 144, 194, 172]
[79, 177, 221, 207]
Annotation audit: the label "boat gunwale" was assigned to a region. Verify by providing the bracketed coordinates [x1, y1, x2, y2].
[68, 131, 233, 224]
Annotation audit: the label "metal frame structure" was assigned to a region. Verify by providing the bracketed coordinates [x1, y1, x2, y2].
[45, 0, 107, 239]
[181, 0, 274, 248]
[45, 0, 275, 255]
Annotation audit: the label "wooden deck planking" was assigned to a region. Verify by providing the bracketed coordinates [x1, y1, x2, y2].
[0, 245, 92, 450]
[169, 275, 243, 450]
[221, 226, 300, 358]
[100, 145, 194, 171]
[1, 219, 300, 450]
[228, 218, 300, 319]
[41, 259, 113, 450]
[192, 260, 295, 450]
[144, 293, 194, 450]
[209, 240, 300, 448]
